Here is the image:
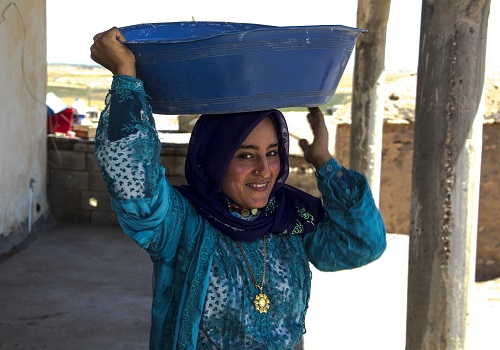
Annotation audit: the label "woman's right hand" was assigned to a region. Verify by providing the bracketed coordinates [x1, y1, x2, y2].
[90, 27, 136, 77]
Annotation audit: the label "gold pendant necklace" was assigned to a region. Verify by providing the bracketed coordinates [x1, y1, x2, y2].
[236, 236, 270, 313]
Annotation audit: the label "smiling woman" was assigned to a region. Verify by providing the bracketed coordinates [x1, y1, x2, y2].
[90, 25, 387, 349]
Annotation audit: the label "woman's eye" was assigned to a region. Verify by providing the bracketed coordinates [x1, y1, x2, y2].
[267, 150, 279, 157]
[237, 153, 253, 159]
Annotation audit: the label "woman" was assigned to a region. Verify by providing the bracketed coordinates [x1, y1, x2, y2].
[91, 27, 386, 350]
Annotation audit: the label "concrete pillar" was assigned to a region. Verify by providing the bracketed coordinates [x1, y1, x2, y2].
[350, 0, 391, 205]
[406, 1, 490, 349]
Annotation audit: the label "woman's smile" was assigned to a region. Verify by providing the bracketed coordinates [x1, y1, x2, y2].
[247, 180, 269, 188]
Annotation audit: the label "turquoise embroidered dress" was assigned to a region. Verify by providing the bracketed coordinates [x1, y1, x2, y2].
[94, 75, 386, 350]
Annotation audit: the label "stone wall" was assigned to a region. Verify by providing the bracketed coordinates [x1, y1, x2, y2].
[47, 138, 116, 225]
[47, 137, 188, 226]
[333, 122, 500, 281]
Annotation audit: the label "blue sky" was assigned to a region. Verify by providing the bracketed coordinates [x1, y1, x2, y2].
[46, 0, 499, 71]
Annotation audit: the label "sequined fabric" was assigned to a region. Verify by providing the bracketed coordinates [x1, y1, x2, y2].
[94, 75, 387, 350]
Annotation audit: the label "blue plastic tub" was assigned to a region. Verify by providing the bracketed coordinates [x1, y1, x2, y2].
[120, 22, 365, 115]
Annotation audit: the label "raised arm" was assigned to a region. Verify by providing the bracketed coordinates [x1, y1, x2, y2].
[91, 27, 161, 201]
[90, 27, 209, 260]
[91, 28, 171, 250]
[300, 107, 387, 271]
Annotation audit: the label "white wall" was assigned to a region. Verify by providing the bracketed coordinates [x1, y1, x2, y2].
[0, 0, 48, 253]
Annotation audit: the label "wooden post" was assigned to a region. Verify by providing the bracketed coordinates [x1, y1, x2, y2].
[350, 0, 391, 205]
[406, 1, 490, 349]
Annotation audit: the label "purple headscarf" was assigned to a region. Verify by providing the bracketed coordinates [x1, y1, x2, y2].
[176, 109, 325, 241]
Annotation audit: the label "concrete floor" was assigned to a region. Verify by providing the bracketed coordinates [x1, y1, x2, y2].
[0, 223, 151, 350]
[0, 223, 498, 349]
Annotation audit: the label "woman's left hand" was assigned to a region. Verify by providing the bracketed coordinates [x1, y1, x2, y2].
[299, 107, 333, 170]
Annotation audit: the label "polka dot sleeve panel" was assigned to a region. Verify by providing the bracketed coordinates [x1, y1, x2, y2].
[94, 75, 162, 200]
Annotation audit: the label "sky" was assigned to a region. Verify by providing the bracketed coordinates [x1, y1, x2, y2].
[46, 0, 499, 71]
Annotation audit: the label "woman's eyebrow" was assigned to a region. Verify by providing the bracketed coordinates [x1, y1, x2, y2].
[239, 143, 279, 150]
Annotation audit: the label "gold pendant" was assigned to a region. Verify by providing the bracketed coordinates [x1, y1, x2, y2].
[254, 293, 270, 313]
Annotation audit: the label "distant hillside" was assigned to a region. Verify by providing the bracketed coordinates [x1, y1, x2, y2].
[333, 70, 500, 124]
[47, 64, 112, 111]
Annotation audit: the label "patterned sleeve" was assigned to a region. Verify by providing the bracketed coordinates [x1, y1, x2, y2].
[304, 158, 387, 271]
[94, 75, 162, 200]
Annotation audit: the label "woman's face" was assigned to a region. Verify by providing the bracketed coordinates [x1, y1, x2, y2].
[221, 116, 281, 209]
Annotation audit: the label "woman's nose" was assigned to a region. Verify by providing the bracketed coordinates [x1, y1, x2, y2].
[254, 157, 270, 176]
